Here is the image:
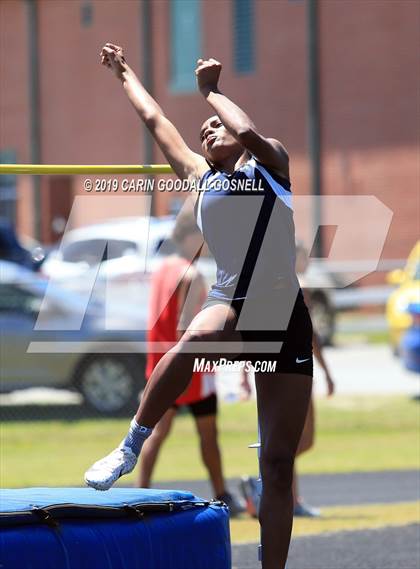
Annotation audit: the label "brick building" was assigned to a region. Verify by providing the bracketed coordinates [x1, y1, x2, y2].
[0, 0, 419, 281]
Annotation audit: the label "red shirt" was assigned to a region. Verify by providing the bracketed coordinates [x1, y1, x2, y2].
[146, 256, 215, 405]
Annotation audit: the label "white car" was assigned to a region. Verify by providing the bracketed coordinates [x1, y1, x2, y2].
[41, 215, 215, 323]
[42, 216, 176, 283]
[42, 216, 336, 343]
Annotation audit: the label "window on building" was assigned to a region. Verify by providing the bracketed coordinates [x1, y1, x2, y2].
[170, 0, 201, 93]
[0, 150, 17, 225]
[233, 0, 255, 74]
[80, 1, 93, 28]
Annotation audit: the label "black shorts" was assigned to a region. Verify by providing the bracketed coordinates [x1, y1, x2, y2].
[171, 392, 218, 417]
[201, 289, 313, 377]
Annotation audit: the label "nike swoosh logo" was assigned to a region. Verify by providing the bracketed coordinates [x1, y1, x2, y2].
[296, 357, 310, 364]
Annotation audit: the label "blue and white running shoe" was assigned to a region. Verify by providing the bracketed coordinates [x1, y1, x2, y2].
[293, 501, 321, 518]
[84, 446, 138, 491]
[239, 476, 261, 518]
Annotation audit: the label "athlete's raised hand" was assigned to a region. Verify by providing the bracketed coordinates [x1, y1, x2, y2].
[195, 58, 222, 94]
[100, 43, 127, 80]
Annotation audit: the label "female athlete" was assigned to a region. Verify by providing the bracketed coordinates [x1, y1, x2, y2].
[85, 43, 313, 569]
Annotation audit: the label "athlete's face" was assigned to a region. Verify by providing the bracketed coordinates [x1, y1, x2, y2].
[199, 116, 242, 162]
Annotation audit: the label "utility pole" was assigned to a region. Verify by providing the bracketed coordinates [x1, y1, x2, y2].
[141, 0, 155, 216]
[26, 0, 42, 241]
[306, 0, 323, 257]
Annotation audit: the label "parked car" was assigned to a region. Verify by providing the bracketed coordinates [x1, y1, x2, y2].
[0, 261, 147, 415]
[0, 218, 46, 271]
[386, 241, 420, 354]
[41, 216, 176, 282]
[297, 265, 337, 346]
[400, 303, 420, 374]
[42, 215, 339, 343]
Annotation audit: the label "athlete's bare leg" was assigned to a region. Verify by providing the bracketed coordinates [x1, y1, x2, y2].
[292, 397, 315, 506]
[137, 407, 177, 488]
[84, 303, 242, 491]
[255, 372, 312, 569]
[135, 303, 242, 427]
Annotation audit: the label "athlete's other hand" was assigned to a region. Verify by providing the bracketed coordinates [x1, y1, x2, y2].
[100, 43, 127, 80]
[325, 373, 335, 397]
[195, 58, 222, 94]
[239, 369, 252, 401]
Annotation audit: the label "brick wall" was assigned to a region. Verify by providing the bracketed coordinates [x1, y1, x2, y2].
[1, 0, 418, 274]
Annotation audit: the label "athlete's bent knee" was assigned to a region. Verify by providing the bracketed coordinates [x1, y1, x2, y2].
[181, 328, 229, 347]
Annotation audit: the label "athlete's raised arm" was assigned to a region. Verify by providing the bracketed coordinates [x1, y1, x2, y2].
[196, 58, 289, 179]
[101, 43, 208, 181]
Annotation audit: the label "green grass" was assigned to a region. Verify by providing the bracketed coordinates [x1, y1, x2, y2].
[1, 396, 419, 487]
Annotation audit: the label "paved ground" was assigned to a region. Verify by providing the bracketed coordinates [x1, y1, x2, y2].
[1, 344, 418, 411]
[158, 470, 419, 569]
[335, 313, 388, 333]
[216, 344, 419, 401]
[152, 470, 420, 507]
[232, 524, 420, 569]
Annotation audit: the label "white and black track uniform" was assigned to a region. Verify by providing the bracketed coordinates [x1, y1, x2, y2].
[194, 156, 313, 376]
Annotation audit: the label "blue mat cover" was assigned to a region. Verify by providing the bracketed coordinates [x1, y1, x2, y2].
[0, 488, 231, 569]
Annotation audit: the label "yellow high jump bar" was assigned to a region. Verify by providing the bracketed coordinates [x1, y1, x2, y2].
[0, 164, 173, 175]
